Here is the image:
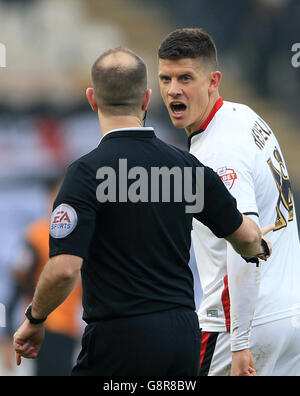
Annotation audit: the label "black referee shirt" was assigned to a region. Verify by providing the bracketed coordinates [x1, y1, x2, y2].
[49, 128, 242, 323]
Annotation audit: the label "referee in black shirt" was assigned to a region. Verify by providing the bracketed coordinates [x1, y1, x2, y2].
[13, 48, 271, 376]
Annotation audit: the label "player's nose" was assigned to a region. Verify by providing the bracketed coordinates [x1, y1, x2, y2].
[168, 80, 182, 97]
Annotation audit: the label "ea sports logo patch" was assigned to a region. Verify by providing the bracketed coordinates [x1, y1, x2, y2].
[217, 167, 237, 190]
[50, 203, 78, 239]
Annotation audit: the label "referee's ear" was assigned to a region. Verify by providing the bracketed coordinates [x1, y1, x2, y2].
[86, 88, 98, 112]
[142, 89, 152, 112]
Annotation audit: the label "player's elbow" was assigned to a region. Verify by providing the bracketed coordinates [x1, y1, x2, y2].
[238, 231, 260, 257]
[242, 228, 261, 246]
[57, 265, 80, 282]
[226, 216, 261, 257]
[49, 254, 83, 282]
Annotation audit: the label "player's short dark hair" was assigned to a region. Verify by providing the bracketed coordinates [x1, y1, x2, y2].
[91, 47, 147, 116]
[158, 28, 218, 70]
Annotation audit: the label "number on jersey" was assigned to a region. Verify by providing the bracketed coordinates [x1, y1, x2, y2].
[267, 147, 294, 231]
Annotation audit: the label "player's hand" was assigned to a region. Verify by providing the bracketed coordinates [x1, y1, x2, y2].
[231, 349, 257, 376]
[258, 224, 275, 261]
[13, 319, 45, 366]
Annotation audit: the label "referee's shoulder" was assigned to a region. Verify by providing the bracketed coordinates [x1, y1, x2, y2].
[66, 146, 100, 175]
[170, 143, 205, 168]
[157, 138, 205, 168]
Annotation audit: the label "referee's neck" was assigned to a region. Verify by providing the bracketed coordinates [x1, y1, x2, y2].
[99, 114, 144, 137]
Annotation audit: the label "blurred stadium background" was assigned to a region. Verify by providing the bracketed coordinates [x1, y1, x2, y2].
[0, 0, 299, 375]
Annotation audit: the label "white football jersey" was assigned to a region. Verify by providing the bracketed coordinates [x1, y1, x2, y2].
[190, 98, 300, 334]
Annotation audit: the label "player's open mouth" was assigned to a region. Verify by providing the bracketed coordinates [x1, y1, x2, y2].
[170, 102, 187, 117]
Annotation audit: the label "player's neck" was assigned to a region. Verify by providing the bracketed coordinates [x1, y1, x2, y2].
[186, 92, 220, 136]
[99, 114, 144, 136]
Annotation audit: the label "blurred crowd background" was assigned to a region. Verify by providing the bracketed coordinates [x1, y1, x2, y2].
[0, 0, 299, 376]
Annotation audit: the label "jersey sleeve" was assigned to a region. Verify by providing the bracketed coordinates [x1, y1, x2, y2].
[227, 245, 261, 351]
[49, 161, 97, 261]
[193, 162, 243, 238]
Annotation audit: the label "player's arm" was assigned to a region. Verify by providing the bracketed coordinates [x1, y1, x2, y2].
[227, 252, 258, 375]
[31, 254, 82, 319]
[13, 160, 97, 365]
[225, 215, 272, 259]
[226, 214, 260, 376]
[13, 254, 82, 365]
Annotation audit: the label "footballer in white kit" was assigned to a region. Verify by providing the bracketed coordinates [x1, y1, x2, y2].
[158, 27, 300, 376]
[190, 97, 300, 376]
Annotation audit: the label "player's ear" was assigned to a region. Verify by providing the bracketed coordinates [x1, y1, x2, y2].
[208, 71, 222, 95]
[86, 88, 98, 112]
[142, 89, 152, 112]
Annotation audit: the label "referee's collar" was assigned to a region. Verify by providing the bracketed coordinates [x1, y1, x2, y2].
[99, 127, 155, 144]
[187, 129, 204, 150]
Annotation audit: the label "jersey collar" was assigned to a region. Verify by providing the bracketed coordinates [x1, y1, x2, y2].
[188, 97, 223, 150]
[99, 127, 155, 144]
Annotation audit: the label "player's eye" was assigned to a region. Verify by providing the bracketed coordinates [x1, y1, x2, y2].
[160, 75, 170, 83]
[181, 75, 192, 82]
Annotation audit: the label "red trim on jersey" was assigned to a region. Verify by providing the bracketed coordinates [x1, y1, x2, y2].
[221, 275, 231, 331]
[199, 97, 223, 131]
[200, 331, 210, 368]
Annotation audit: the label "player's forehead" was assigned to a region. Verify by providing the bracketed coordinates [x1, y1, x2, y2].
[158, 57, 204, 76]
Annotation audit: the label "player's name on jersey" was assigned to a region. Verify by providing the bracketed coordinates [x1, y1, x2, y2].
[251, 117, 273, 150]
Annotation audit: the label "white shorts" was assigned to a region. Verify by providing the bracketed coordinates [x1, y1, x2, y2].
[199, 317, 300, 376]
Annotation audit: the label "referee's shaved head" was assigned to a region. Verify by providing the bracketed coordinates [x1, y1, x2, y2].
[91, 48, 147, 116]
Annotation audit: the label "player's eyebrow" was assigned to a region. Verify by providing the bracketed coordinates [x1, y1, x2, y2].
[159, 73, 194, 81]
[158, 73, 170, 79]
[179, 73, 193, 79]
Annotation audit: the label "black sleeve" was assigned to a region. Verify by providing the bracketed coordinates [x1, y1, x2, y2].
[49, 160, 97, 260]
[193, 162, 243, 238]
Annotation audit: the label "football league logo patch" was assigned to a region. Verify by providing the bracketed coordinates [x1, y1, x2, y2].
[217, 167, 237, 190]
[50, 203, 78, 239]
